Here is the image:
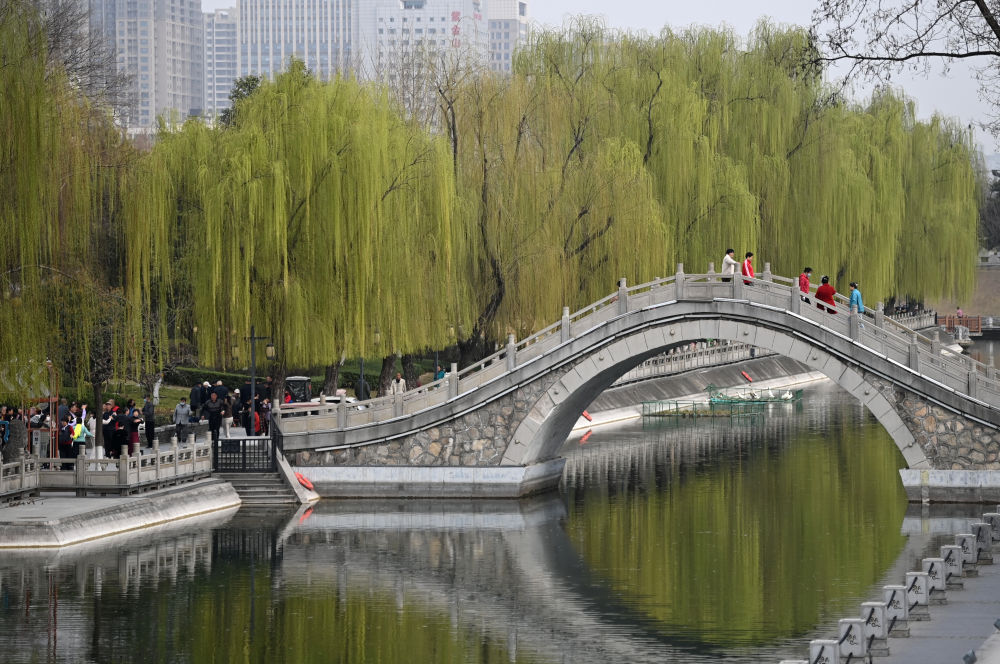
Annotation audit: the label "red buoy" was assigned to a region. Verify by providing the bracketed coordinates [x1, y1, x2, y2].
[582, 410, 593, 422]
[295, 472, 315, 491]
[580, 430, 593, 444]
[741, 371, 753, 382]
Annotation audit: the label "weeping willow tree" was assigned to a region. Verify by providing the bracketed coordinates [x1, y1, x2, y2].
[0, 0, 136, 404]
[440, 19, 979, 354]
[131, 60, 465, 378]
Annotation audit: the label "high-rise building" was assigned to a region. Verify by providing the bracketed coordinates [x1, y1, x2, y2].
[487, 0, 527, 73]
[355, 0, 487, 76]
[205, 8, 238, 119]
[237, 0, 355, 80]
[89, 0, 204, 129]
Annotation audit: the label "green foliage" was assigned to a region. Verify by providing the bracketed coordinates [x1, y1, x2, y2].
[0, 6, 983, 391]
[219, 73, 262, 127]
[0, 0, 135, 401]
[133, 60, 463, 370]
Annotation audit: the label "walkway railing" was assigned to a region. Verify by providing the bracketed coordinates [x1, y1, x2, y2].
[938, 314, 982, 335]
[32, 440, 212, 496]
[275, 263, 1000, 439]
[887, 311, 937, 330]
[612, 341, 762, 386]
[1, 457, 40, 500]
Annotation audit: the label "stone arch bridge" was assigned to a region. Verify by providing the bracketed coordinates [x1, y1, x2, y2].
[275, 268, 1000, 501]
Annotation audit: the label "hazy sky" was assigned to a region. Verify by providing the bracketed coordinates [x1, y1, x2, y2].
[529, 0, 997, 154]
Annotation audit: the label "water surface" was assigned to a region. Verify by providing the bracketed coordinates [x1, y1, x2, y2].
[0, 381, 952, 663]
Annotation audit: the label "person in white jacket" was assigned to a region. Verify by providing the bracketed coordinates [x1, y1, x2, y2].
[721, 248, 738, 282]
[388, 372, 407, 396]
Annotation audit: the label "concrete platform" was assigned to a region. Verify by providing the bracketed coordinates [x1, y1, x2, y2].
[0, 478, 241, 548]
[295, 458, 566, 498]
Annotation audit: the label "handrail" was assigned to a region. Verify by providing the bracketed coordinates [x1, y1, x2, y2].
[275, 266, 1000, 438]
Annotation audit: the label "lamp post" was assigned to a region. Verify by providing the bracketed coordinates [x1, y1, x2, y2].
[245, 326, 275, 435]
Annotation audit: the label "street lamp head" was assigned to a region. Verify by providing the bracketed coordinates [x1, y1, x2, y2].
[265, 342, 275, 360]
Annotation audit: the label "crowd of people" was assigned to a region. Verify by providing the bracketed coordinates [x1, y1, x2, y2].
[178, 378, 274, 444]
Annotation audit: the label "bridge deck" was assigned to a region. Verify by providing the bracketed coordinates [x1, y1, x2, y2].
[275, 267, 1000, 456]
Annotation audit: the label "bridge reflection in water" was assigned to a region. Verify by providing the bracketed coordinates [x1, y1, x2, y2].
[0, 384, 967, 663]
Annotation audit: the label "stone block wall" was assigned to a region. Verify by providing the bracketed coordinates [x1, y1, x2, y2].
[291, 365, 571, 468]
[865, 371, 1000, 470]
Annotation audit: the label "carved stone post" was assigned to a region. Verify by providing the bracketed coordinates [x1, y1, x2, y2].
[506, 334, 517, 371]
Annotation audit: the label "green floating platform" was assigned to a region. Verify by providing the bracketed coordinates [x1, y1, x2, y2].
[641, 399, 765, 420]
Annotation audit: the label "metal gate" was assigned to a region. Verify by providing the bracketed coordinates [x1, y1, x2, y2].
[213, 436, 276, 472]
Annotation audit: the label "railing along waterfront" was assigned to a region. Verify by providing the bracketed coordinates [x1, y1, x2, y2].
[275, 263, 1000, 440]
[1, 457, 40, 501]
[612, 341, 763, 386]
[30, 439, 212, 496]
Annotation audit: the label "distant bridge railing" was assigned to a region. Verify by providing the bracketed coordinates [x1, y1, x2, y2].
[275, 264, 1000, 439]
[612, 341, 763, 386]
[938, 314, 982, 335]
[887, 311, 937, 330]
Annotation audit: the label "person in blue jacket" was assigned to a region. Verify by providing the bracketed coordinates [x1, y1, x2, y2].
[849, 282, 864, 315]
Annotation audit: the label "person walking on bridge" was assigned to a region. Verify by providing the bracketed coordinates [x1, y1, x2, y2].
[816, 275, 837, 314]
[799, 267, 812, 303]
[173, 397, 191, 443]
[721, 248, 738, 283]
[741, 252, 754, 285]
[388, 372, 407, 396]
[849, 282, 864, 315]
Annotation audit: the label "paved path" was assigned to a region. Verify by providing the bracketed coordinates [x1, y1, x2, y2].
[881, 516, 1000, 664]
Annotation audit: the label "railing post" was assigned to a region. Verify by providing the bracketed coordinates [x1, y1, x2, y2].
[174, 439, 180, 477]
[732, 271, 743, 299]
[506, 333, 517, 371]
[931, 329, 941, 355]
[118, 449, 129, 488]
[875, 302, 884, 328]
[908, 332, 920, 371]
[849, 310, 860, 341]
[394, 393, 403, 417]
[75, 445, 86, 490]
[337, 400, 347, 428]
[707, 261, 715, 275]
[448, 362, 459, 399]
[154, 438, 161, 481]
[560, 306, 571, 342]
[969, 370, 979, 398]
[789, 285, 800, 314]
[675, 263, 685, 299]
[762, 262, 772, 282]
[617, 278, 628, 314]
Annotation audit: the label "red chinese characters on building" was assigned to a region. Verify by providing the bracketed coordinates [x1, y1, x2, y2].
[451, 11, 461, 21]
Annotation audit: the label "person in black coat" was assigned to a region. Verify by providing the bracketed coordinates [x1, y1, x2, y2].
[201, 392, 224, 443]
[142, 397, 156, 448]
[189, 383, 203, 411]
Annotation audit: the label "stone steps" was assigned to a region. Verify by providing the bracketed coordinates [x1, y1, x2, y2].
[216, 473, 298, 505]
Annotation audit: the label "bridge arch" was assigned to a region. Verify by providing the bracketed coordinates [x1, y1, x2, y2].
[504, 310, 927, 468]
[285, 274, 1000, 499]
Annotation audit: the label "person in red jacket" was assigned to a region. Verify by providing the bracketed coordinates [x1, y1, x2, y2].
[815, 275, 837, 314]
[799, 267, 812, 303]
[741, 252, 754, 285]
